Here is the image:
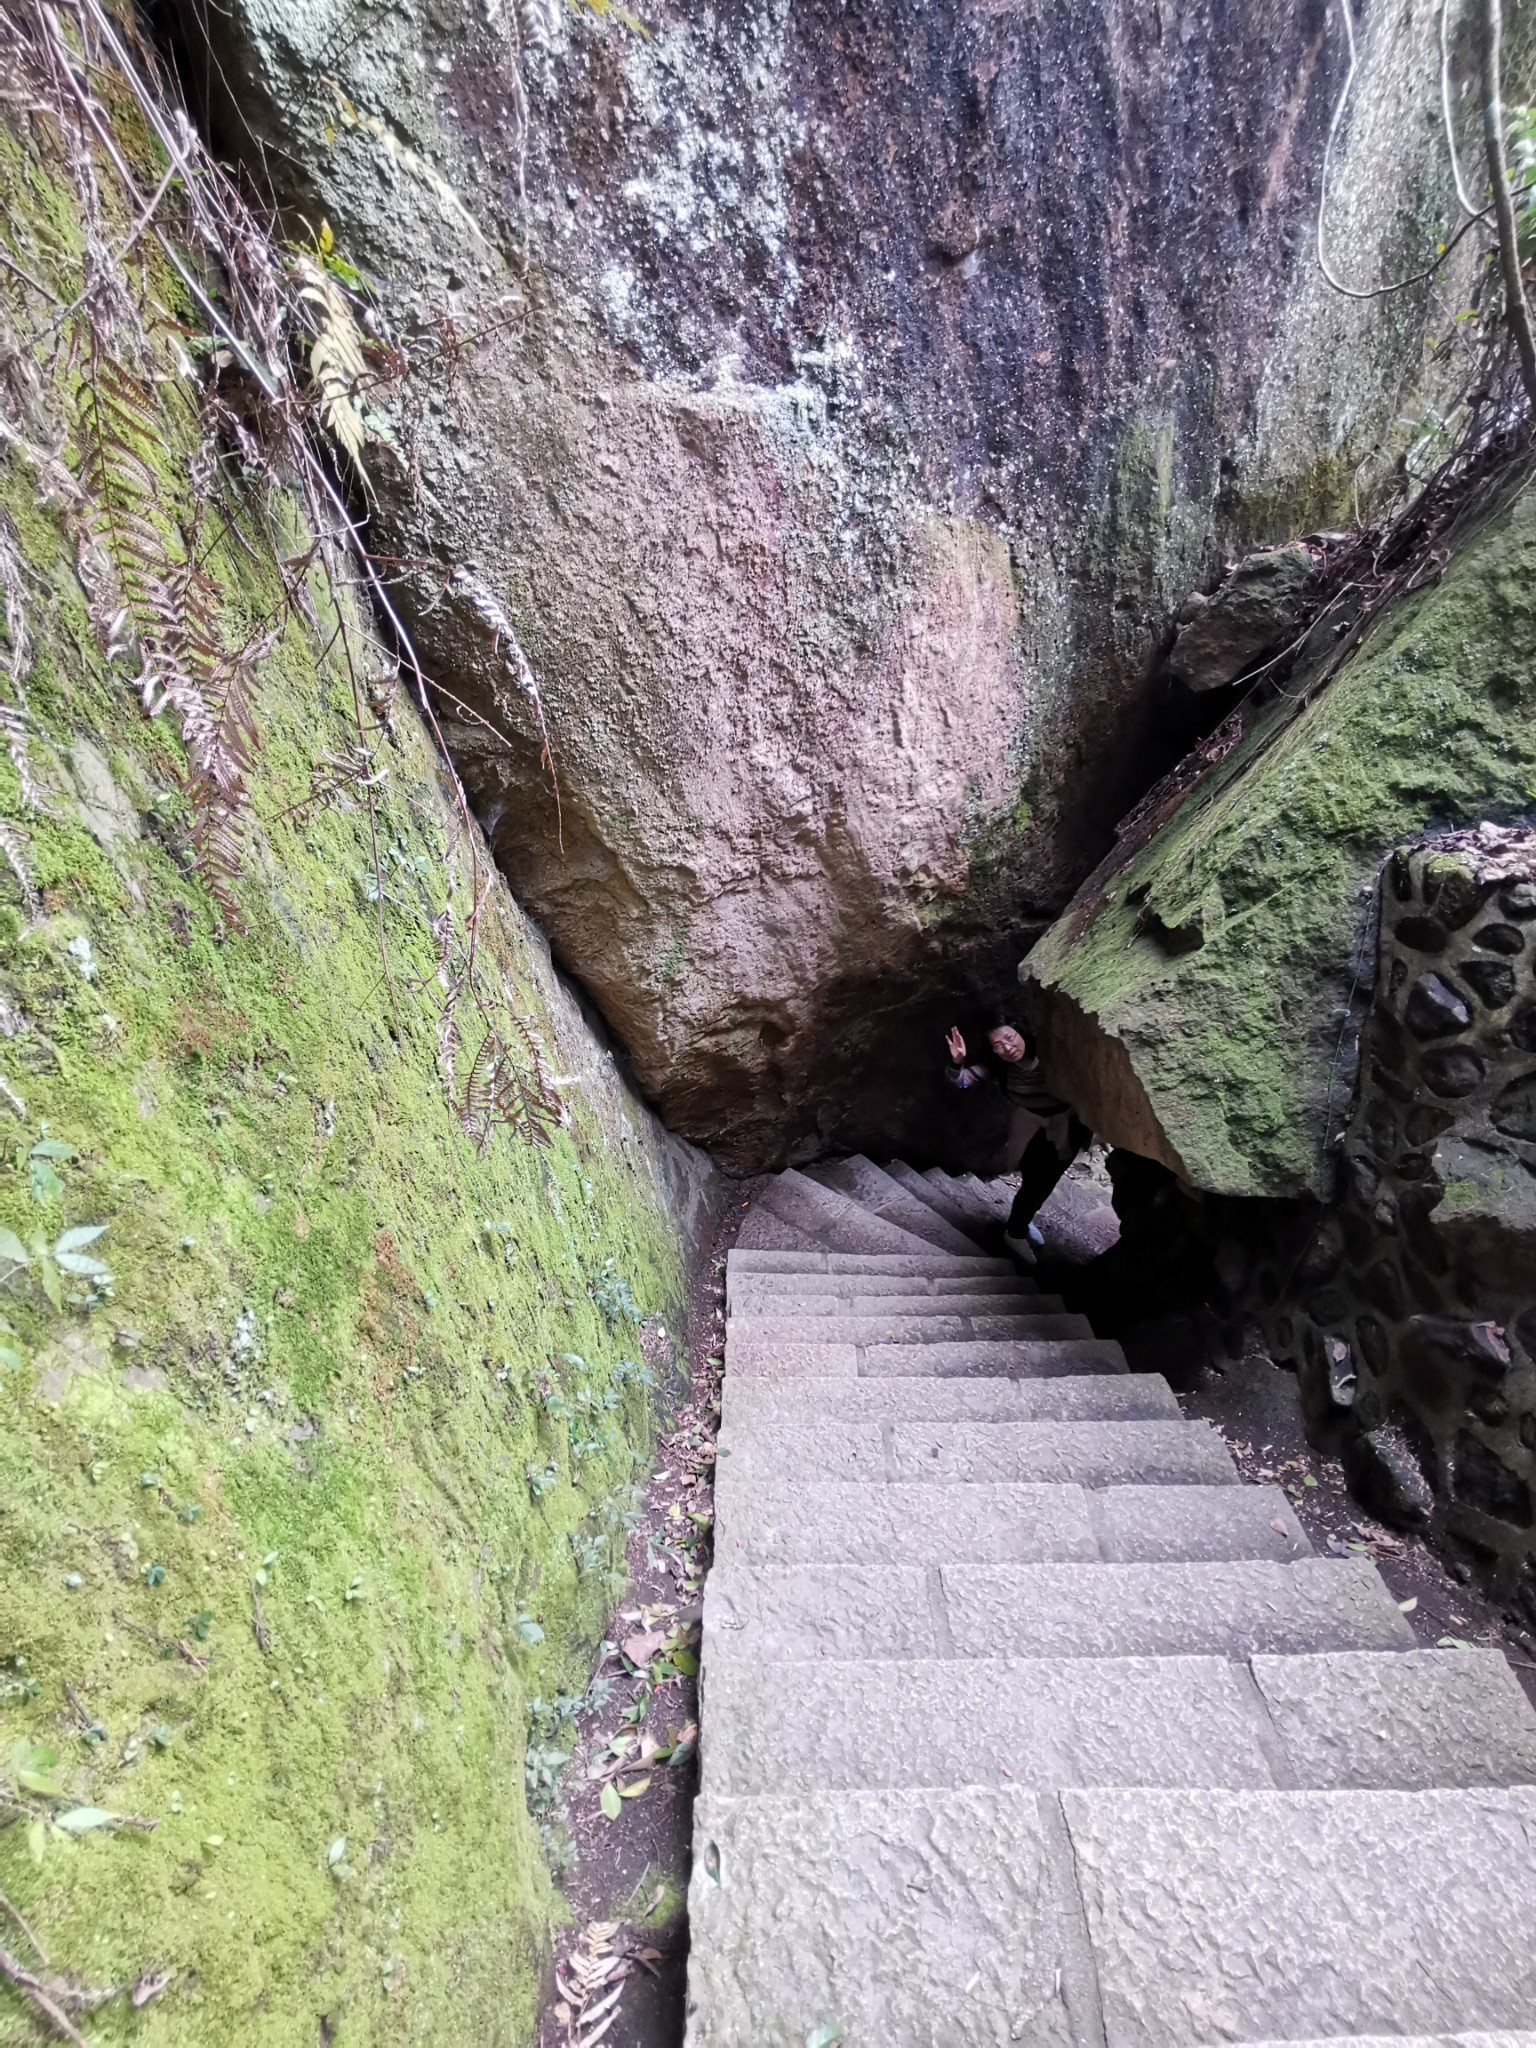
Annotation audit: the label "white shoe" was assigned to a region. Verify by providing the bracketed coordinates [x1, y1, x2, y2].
[1002, 1230, 1037, 1268]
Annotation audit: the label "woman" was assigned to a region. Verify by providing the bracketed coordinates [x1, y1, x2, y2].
[944, 1020, 1090, 1264]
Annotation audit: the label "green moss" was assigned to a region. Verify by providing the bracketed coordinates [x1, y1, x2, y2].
[1027, 484, 1536, 1197]
[0, 94, 690, 2048]
[1229, 448, 1362, 551]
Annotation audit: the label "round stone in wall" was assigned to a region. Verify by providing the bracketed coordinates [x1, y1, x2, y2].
[1474, 922, 1526, 956]
[1404, 972, 1472, 1038]
[1460, 958, 1516, 1010]
[1419, 1045, 1485, 1096]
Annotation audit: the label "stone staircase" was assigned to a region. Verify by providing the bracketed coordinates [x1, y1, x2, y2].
[684, 1156, 1536, 2047]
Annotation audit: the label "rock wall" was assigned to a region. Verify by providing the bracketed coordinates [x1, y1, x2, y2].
[0, 61, 715, 2044]
[179, 0, 1468, 1167]
[1021, 481, 1536, 1199]
[1271, 830, 1536, 1611]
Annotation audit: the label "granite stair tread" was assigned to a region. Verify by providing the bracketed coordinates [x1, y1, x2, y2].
[713, 1478, 1310, 1566]
[881, 1156, 993, 1237]
[801, 1154, 982, 1254]
[725, 1309, 1095, 1344]
[702, 1557, 1414, 1662]
[725, 1334, 1130, 1379]
[714, 1414, 1240, 1486]
[685, 1159, 1536, 2046]
[719, 1370, 1178, 1426]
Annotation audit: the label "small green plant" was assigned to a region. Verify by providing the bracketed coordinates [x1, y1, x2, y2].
[0, 1222, 113, 1309]
[525, 1458, 558, 1499]
[589, 1263, 640, 1326]
[24, 1130, 74, 1204]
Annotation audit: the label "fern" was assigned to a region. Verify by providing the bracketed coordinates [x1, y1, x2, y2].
[75, 353, 262, 926]
[0, 512, 43, 813]
[292, 253, 370, 475]
[457, 1011, 565, 1153]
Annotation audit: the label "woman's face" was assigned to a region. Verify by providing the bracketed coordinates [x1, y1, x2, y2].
[988, 1026, 1027, 1063]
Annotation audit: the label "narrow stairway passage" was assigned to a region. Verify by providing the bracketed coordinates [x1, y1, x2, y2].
[683, 1157, 1536, 2047]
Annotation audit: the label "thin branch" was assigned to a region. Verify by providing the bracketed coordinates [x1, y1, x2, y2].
[1480, 0, 1536, 408]
[0, 1894, 49, 1969]
[1441, 0, 1482, 215]
[1319, 0, 1492, 299]
[0, 1946, 90, 2048]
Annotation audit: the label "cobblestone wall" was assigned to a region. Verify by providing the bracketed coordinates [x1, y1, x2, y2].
[1275, 827, 1536, 1616]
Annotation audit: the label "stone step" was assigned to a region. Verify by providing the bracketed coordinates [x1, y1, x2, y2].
[726, 1288, 1065, 1320]
[725, 1335, 1129, 1380]
[714, 1416, 1237, 1487]
[1095, 1483, 1310, 1561]
[726, 1310, 1094, 1345]
[958, 1170, 1016, 1222]
[702, 1648, 1536, 1800]
[1226, 2038, 1536, 2047]
[731, 1205, 819, 1253]
[926, 1164, 1008, 1227]
[802, 1155, 981, 1255]
[757, 1167, 941, 1255]
[726, 1268, 1039, 1302]
[702, 1558, 1414, 1662]
[685, 1785, 1077, 2047]
[715, 1479, 1102, 1568]
[714, 1479, 1309, 1567]
[882, 1157, 991, 1237]
[1251, 1649, 1536, 1789]
[720, 1371, 1179, 1428]
[726, 1247, 1013, 1277]
[700, 1653, 1281, 1797]
[1064, 1786, 1536, 2046]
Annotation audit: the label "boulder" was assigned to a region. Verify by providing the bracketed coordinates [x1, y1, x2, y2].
[184, 0, 1464, 1167]
[1020, 496, 1536, 1200]
[1169, 545, 1316, 692]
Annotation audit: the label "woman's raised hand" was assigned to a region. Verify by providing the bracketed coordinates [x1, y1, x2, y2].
[945, 1026, 966, 1062]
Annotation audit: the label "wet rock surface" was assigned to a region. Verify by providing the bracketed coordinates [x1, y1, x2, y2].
[184, 0, 1457, 1168]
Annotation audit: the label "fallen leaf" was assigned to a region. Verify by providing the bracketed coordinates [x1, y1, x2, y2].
[621, 1629, 666, 1667]
[599, 1782, 622, 1822]
[1397, 1596, 1418, 1613]
[617, 1775, 650, 1799]
[53, 1806, 121, 1834]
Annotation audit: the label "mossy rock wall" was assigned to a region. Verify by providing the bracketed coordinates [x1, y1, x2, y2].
[1021, 486, 1536, 1199]
[0, 76, 716, 2047]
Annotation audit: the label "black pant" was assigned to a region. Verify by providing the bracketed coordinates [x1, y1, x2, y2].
[1007, 1117, 1090, 1234]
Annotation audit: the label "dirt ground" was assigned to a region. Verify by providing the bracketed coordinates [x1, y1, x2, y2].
[535, 1184, 757, 2048]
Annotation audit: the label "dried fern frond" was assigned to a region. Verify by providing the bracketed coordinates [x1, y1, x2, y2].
[277, 738, 388, 826]
[456, 1008, 565, 1152]
[0, 511, 45, 811]
[75, 352, 265, 923]
[0, 816, 39, 918]
[292, 252, 369, 475]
